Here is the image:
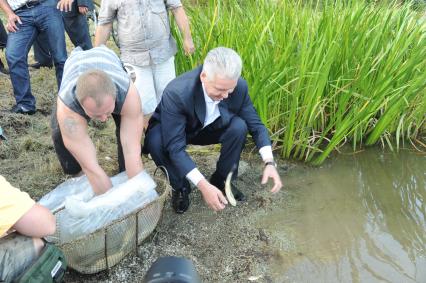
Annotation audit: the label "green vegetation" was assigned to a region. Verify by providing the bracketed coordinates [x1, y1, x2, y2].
[173, 0, 426, 164]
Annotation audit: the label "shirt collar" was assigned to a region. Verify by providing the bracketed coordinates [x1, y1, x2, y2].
[202, 83, 220, 105]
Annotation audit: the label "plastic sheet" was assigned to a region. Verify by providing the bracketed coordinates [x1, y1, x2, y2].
[39, 171, 158, 244]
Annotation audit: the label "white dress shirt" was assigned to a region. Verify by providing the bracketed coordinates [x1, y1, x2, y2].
[186, 84, 274, 186]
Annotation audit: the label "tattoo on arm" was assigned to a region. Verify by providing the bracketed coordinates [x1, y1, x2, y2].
[63, 117, 78, 135]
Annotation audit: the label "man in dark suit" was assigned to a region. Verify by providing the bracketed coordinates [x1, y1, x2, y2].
[144, 47, 282, 214]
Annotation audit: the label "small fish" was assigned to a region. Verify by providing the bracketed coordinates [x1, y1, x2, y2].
[225, 170, 237, 206]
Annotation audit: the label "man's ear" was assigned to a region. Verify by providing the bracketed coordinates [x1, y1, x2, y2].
[200, 72, 207, 83]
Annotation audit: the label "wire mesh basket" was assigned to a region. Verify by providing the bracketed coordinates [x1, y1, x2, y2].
[49, 167, 171, 274]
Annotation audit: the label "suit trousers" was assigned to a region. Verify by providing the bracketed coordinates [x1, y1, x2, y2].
[145, 116, 248, 191]
[51, 107, 125, 175]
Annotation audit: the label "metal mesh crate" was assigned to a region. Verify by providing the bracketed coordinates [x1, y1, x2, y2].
[49, 167, 171, 274]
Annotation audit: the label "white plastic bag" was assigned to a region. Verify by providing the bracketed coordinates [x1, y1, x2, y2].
[39, 170, 158, 243]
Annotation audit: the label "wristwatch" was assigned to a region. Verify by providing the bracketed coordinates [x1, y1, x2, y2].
[264, 161, 277, 168]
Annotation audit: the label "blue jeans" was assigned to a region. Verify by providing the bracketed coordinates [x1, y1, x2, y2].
[34, 13, 92, 65]
[5, 3, 67, 110]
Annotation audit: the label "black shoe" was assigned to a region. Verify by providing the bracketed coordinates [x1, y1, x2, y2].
[172, 187, 190, 214]
[10, 105, 36, 115]
[209, 172, 246, 202]
[29, 62, 53, 69]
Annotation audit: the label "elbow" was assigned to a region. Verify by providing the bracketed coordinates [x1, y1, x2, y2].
[46, 212, 56, 236]
[40, 206, 56, 237]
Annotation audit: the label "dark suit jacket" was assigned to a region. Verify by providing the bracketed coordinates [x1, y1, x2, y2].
[149, 66, 271, 177]
[62, 0, 94, 18]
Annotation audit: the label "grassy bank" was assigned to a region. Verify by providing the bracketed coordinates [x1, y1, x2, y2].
[174, 0, 426, 164]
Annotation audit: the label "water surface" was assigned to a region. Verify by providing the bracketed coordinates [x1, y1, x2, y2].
[259, 149, 426, 282]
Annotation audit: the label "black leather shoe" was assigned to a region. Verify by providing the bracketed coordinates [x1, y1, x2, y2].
[210, 172, 246, 202]
[172, 187, 190, 214]
[29, 62, 53, 69]
[10, 105, 36, 115]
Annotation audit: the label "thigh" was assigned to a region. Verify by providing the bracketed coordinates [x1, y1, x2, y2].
[124, 63, 157, 115]
[36, 6, 67, 61]
[189, 118, 225, 146]
[152, 56, 176, 101]
[63, 15, 92, 50]
[33, 34, 52, 64]
[5, 11, 37, 60]
[0, 233, 36, 282]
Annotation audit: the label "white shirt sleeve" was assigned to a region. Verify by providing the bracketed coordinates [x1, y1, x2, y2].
[186, 168, 205, 186]
[259, 145, 274, 161]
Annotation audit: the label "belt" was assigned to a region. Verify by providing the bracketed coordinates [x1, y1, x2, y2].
[15, 0, 41, 12]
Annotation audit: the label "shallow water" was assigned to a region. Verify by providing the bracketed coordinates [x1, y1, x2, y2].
[259, 149, 426, 283]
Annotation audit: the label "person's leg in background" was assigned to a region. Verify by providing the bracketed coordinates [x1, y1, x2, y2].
[31, 34, 54, 69]
[5, 8, 39, 114]
[124, 63, 158, 129]
[36, 4, 67, 89]
[112, 113, 125, 173]
[63, 13, 93, 50]
[152, 56, 176, 105]
[0, 19, 9, 74]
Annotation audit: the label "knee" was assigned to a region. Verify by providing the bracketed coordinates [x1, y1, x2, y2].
[5, 47, 25, 64]
[228, 117, 248, 138]
[144, 126, 163, 155]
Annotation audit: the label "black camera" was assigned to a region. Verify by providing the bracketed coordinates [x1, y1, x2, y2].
[143, 256, 202, 283]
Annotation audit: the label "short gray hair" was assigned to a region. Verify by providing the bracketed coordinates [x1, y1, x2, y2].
[202, 47, 242, 81]
[76, 69, 117, 107]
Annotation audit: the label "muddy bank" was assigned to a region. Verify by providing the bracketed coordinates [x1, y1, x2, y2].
[0, 64, 296, 282]
[63, 152, 293, 283]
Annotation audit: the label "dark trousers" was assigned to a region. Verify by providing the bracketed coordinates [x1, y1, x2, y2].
[51, 108, 125, 175]
[34, 13, 92, 65]
[144, 116, 248, 191]
[0, 20, 7, 49]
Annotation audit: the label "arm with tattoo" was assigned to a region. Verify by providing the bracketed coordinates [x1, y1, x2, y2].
[57, 99, 113, 194]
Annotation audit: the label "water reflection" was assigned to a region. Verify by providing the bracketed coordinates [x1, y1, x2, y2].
[259, 149, 426, 282]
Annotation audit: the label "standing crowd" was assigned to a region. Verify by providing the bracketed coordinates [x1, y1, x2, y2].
[0, 0, 282, 281]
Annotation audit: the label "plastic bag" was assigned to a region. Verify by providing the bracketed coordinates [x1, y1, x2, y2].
[39, 170, 158, 244]
[39, 173, 128, 212]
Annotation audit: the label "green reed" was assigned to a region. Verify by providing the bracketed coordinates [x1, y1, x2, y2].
[172, 0, 426, 164]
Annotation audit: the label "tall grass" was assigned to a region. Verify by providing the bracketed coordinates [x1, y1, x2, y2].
[173, 0, 426, 164]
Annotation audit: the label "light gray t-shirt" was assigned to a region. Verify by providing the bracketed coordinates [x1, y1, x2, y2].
[58, 46, 130, 120]
[98, 0, 182, 66]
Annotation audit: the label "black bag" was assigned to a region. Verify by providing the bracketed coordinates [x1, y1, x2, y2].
[14, 243, 67, 283]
